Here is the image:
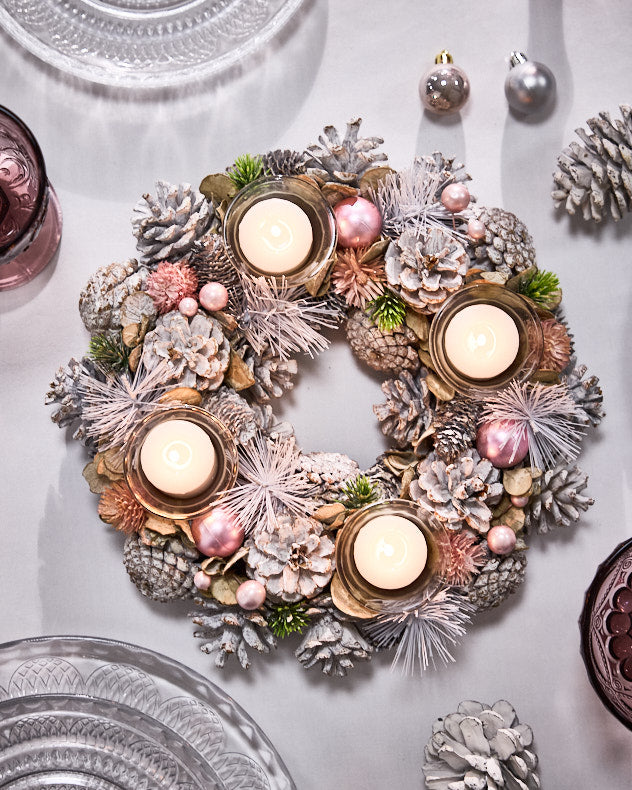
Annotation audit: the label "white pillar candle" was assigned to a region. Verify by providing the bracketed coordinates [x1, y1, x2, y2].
[238, 197, 313, 275]
[444, 303, 519, 379]
[140, 419, 217, 498]
[353, 515, 427, 590]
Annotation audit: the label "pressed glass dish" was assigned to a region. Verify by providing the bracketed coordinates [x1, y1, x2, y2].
[0, 635, 296, 789]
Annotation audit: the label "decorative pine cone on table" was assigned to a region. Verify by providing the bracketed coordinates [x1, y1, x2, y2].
[373, 369, 435, 456]
[202, 387, 258, 445]
[79, 259, 150, 332]
[410, 450, 503, 534]
[384, 228, 468, 313]
[261, 149, 308, 176]
[45, 357, 103, 443]
[552, 104, 632, 222]
[298, 452, 360, 500]
[141, 310, 230, 391]
[242, 346, 298, 403]
[190, 598, 277, 669]
[345, 308, 420, 374]
[305, 118, 388, 185]
[123, 534, 199, 603]
[423, 699, 540, 790]
[186, 234, 244, 315]
[246, 513, 335, 602]
[465, 551, 528, 611]
[469, 207, 536, 276]
[433, 397, 481, 464]
[562, 359, 604, 427]
[132, 181, 215, 265]
[421, 151, 471, 197]
[363, 457, 402, 501]
[524, 464, 594, 535]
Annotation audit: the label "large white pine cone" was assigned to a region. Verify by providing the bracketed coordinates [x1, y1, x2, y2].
[374, 369, 435, 456]
[470, 207, 536, 276]
[305, 118, 387, 185]
[524, 464, 594, 534]
[79, 259, 149, 332]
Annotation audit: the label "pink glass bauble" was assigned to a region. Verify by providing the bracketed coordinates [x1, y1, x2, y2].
[178, 296, 199, 317]
[236, 579, 267, 610]
[333, 196, 382, 248]
[476, 419, 529, 469]
[511, 494, 530, 508]
[199, 282, 229, 312]
[467, 218, 486, 240]
[191, 508, 244, 558]
[487, 524, 517, 555]
[441, 183, 470, 213]
[194, 570, 212, 591]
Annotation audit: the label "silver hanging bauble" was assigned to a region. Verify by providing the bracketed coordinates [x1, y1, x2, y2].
[419, 50, 470, 116]
[504, 51, 556, 115]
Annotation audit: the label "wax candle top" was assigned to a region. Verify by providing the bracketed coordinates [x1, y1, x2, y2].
[238, 197, 313, 275]
[140, 419, 217, 498]
[353, 514, 428, 590]
[444, 303, 519, 379]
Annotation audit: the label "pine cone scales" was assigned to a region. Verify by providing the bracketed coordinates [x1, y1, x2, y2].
[186, 234, 244, 314]
[202, 387, 258, 445]
[553, 104, 632, 222]
[345, 308, 419, 374]
[466, 552, 527, 611]
[562, 360, 604, 427]
[374, 370, 434, 455]
[123, 534, 198, 602]
[261, 149, 307, 176]
[433, 397, 481, 464]
[295, 611, 372, 677]
[470, 207, 536, 275]
[79, 259, 149, 332]
[524, 464, 594, 534]
[305, 118, 387, 184]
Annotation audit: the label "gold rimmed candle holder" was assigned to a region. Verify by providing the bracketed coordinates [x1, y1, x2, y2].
[335, 499, 440, 613]
[428, 282, 543, 395]
[223, 175, 336, 286]
[124, 405, 238, 520]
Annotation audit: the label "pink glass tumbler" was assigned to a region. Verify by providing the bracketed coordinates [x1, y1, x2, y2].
[0, 105, 62, 290]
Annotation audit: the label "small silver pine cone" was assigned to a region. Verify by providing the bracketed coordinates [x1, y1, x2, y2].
[261, 149, 308, 176]
[79, 258, 149, 332]
[465, 551, 528, 611]
[123, 534, 199, 603]
[423, 699, 540, 789]
[345, 308, 420, 374]
[363, 457, 402, 500]
[186, 234, 244, 315]
[433, 397, 481, 464]
[132, 181, 215, 265]
[524, 464, 594, 535]
[410, 450, 503, 534]
[470, 207, 536, 276]
[202, 386, 258, 445]
[244, 347, 298, 403]
[552, 104, 632, 222]
[190, 598, 277, 669]
[562, 359, 604, 427]
[305, 118, 388, 185]
[384, 228, 468, 313]
[373, 370, 435, 456]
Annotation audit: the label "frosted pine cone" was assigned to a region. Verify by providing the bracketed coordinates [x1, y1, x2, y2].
[190, 598, 277, 669]
[123, 534, 199, 602]
[524, 464, 594, 534]
[410, 450, 503, 534]
[142, 310, 230, 391]
[132, 181, 215, 265]
[298, 452, 360, 500]
[246, 513, 335, 602]
[540, 318, 572, 372]
[384, 228, 468, 313]
[421, 151, 471, 197]
[186, 234, 244, 315]
[562, 359, 604, 427]
[363, 457, 402, 500]
[433, 397, 481, 464]
[261, 149, 308, 176]
[202, 387, 258, 445]
[244, 347, 298, 403]
[470, 207, 536, 276]
[423, 699, 540, 789]
[345, 308, 419, 374]
[305, 118, 388, 185]
[373, 370, 435, 456]
[46, 357, 103, 444]
[79, 259, 149, 332]
[466, 551, 528, 611]
[552, 104, 632, 222]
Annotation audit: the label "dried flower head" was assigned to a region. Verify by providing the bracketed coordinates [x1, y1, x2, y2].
[98, 480, 147, 534]
[540, 319, 572, 372]
[437, 530, 487, 586]
[146, 261, 198, 314]
[331, 247, 386, 308]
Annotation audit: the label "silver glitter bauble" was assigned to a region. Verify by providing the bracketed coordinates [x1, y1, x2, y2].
[419, 50, 470, 116]
[505, 51, 556, 115]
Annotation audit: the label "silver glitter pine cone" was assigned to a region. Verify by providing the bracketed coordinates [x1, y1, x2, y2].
[523, 464, 594, 535]
[123, 534, 199, 603]
[465, 551, 527, 611]
[470, 207, 536, 276]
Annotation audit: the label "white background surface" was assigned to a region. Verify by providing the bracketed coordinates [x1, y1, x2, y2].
[2, 1, 632, 787]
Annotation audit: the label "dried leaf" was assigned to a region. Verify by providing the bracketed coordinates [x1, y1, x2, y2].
[128, 344, 142, 373]
[426, 371, 455, 401]
[199, 173, 237, 203]
[400, 466, 416, 499]
[330, 573, 376, 620]
[358, 238, 390, 263]
[505, 266, 537, 293]
[210, 573, 243, 605]
[159, 386, 202, 406]
[224, 349, 256, 390]
[303, 257, 335, 297]
[383, 450, 418, 475]
[480, 271, 508, 286]
[359, 166, 397, 198]
[82, 460, 111, 494]
[418, 348, 435, 369]
[492, 505, 525, 531]
[213, 310, 238, 333]
[179, 520, 194, 543]
[405, 311, 430, 342]
[312, 502, 346, 523]
[531, 370, 561, 385]
[122, 323, 141, 348]
[502, 468, 533, 497]
[321, 181, 358, 207]
[145, 514, 178, 536]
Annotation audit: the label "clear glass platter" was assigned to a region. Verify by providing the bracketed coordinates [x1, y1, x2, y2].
[0, 635, 296, 789]
[0, 0, 305, 89]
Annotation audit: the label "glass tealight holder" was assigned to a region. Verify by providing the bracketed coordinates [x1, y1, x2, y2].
[124, 405, 238, 520]
[223, 175, 336, 286]
[428, 282, 543, 395]
[0, 104, 62, 291]
[335, 499, 440, 613]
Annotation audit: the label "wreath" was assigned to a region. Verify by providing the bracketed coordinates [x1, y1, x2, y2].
[47, 119, 604, 677]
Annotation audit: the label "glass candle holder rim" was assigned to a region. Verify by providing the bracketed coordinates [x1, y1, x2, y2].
[0, 103, 48, 258]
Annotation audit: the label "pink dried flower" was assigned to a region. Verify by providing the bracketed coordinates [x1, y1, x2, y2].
[146, 261, 198, 314]
[438, 529, 487, 586]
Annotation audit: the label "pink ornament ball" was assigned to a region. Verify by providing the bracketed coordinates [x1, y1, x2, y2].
[487, 524, 517, 555]
[467, 218, 486, 240]
[333, 196, 382, 248]
[476, 419, 529, 469]
[191, 508, 244, 558]
[236, 579, 267, 610]
[511, 494, 530, 508]
[199, 282, 229, 312]
[194, 570, 212, 591]
[178, 296, 199, 317]
[441, 183, 470, 213]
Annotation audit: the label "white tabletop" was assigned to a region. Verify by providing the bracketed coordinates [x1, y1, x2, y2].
[1, 1, 632, 787]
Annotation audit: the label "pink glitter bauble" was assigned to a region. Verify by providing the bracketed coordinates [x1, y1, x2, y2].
[191, 508, 244, 557]
[476, 419, 529, 469]
[441, 183, 470, 213]
[199, 282, 229, 312]
[178, 296, 199, 317]
[487, 524, 517, 555]
[467, 218, 486, 240]
[236, 579, 267, 610]
[194, 570, 212, 591]
[333, 196, 382, 248]
[511, 494, 530, 508]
